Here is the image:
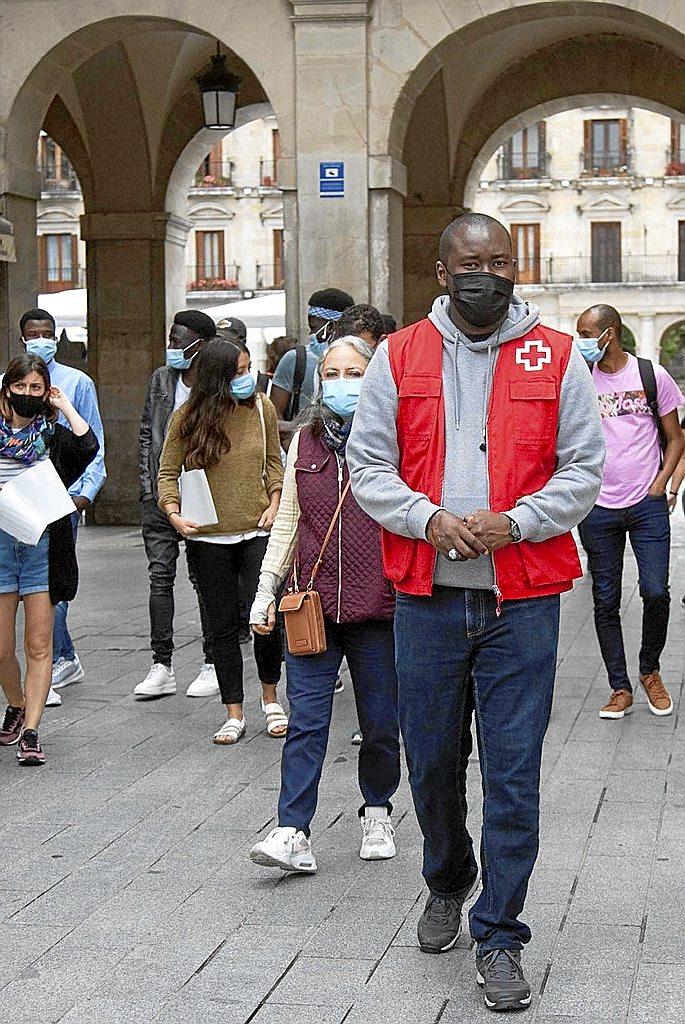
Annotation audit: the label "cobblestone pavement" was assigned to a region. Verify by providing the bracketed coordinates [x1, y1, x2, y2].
[0, 516, 683, 1024]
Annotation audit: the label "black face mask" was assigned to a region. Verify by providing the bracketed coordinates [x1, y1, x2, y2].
[448, 271, 514, 328]
[7, 392, 46, 419]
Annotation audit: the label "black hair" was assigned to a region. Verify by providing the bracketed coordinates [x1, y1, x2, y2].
[173, 309, 216, 339]
[381, 313, 397, 334]
[20, 308, 55, 333]
[334, 303, 385, 344]
[438, 213, 512, 262]
[583, 304, 622, 337]
[308, 288, 355, 314]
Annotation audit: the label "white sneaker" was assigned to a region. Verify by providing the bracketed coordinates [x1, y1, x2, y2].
[360, 807, 396, 860]
[45, 687, 62, 707]
[186, 663, 220, 698]
[250, 826, 317, 873]
[133, 663, 176, 699]
[52, 655, 85, 689]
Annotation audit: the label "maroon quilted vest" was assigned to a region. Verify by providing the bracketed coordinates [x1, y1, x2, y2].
[292, 428, 395, 623]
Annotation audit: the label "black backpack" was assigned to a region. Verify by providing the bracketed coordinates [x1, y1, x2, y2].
[637, 357, 668, 456]
[284, 345, 308, 422]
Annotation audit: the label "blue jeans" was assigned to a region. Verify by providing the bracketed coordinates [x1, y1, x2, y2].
[278, 618, 400, 835]
[52, 512, 80, 663]
[395, 587, 560, 952]
[578, 495, 671, 691]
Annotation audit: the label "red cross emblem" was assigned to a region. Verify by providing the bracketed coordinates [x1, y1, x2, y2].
[515, 338, 552, 372]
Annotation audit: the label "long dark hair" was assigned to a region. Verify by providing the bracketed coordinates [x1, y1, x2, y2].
[0, 353, 57, 422]
[178, 338, 244, 469]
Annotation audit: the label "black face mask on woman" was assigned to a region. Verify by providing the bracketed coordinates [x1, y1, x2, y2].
[7, 392, 46, 419]
[448, 271, 514, 328]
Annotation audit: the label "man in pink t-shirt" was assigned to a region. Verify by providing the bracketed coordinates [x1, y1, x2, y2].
[576, 304, 684, 721]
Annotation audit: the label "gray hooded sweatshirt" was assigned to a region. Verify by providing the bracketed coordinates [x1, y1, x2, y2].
[347, 294, 605, 590]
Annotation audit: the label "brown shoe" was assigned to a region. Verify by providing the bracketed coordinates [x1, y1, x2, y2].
[599, 689, 633, 719]
[639, 672, 673, 717]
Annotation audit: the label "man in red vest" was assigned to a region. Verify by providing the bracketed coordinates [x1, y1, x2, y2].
[347, 213, 604, 1012]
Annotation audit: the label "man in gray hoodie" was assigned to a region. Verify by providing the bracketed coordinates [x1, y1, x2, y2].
[347, 213, 604, 1012]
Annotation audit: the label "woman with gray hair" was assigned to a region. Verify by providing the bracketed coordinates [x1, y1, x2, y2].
[249, 336, 400, 873]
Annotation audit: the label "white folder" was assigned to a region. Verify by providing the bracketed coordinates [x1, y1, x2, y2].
[0, 459, 76, 545]
[179, 468, 218, 526]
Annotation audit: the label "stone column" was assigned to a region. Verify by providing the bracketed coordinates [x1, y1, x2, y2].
[368, 155, 407, 325]
[0, 192, 39, 366]
[164, 214, 193, 330]
[289, 1, 372, 332]
[80, 211, 169, 524]
[636, 314, 658, 362]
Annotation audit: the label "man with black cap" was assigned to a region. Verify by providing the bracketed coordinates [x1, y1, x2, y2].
[135, 309, 218, 700]
[270, 287, 355, 421]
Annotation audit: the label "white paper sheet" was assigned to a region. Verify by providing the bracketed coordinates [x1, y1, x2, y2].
[179, 468, 218, 527]
[0, 459, 76, 545]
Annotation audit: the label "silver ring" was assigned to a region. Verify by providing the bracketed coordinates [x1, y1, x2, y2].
[447, 548, 459, 561]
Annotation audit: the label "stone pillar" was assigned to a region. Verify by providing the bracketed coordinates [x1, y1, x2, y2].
[636, 314, 658, 362]
[368, 155, 407, 325]
[0, 192, 39, 366]
[80, 211, 169, 525]
[164, 214, 193, 330]
[290, 1, 372, 333]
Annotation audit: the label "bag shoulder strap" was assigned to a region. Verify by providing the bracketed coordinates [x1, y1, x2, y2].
[305, 478, 352, 589]
[255, 393, 267, 481]
[288, 345, 308, 420]
[637, 356, 667, 453]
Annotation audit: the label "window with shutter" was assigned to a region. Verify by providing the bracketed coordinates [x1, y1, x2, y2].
[511, 224, 541, 284]
[591, 223, 621, 282]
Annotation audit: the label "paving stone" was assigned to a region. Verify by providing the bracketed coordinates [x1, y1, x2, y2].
[538, 965, 634, 1020]
[628, 962, 685, 1022]
[266, 955, 373, 1006]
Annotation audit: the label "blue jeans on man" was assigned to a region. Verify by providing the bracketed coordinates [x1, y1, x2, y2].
[394, 586, 560, 952]
[578, 494, 671, 690]
[52, 511, 80, 662]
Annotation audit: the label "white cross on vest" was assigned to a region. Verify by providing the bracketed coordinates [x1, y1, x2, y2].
[515, 337, 552, 372]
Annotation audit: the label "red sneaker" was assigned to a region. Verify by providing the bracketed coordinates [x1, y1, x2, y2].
[0, 706, 25, 746]
[17, 729, 46, 766]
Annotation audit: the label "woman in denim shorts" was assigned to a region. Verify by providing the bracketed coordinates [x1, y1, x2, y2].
[0, 354, 98, 765]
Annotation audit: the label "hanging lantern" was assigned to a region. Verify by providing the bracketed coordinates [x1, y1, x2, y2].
[196, 43, 241, 130]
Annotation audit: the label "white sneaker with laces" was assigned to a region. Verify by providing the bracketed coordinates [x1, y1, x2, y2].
[360, 807, 396, 860]
[186, 663, 219, 698]
[133, 663, 176, 699]
[52, 654, 85, 689]
[250, 826, 317, 873]
[45, 687, 62, 708]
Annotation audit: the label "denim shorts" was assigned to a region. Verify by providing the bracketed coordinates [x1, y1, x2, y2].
[0, 527, 50, 596]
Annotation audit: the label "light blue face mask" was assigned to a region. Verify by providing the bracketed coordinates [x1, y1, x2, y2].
[165, 343, 197, 370]
[309, 333, 328, 358]
[24, 337, 57, 363]
[574, 329, 609, 364]
[322, 377, 363, 419]
[230, 372, 256, 400]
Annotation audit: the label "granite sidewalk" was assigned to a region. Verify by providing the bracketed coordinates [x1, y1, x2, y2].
[0, 515, 683, 1023]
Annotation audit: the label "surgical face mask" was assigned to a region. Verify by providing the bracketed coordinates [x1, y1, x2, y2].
[322, 377, 363, 418]
[166, 342, 198, 371]
[23, 337, 57, 363]
[574, 329, 609, 363]
[230, 372, 256, 400]
[7, 391, 46, 419]
[447, 271, 514, 329]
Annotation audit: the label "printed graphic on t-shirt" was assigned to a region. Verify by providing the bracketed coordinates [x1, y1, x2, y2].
[598, 390, 649, 419]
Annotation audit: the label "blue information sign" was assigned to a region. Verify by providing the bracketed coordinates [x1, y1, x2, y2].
[319, 161, 345, 198]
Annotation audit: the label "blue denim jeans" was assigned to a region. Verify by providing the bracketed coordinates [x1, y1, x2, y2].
[52, 512, 80, 663]
[578, 495, 671, 691]
[395, 586, 560, 952]
[278, 618, 400, 835]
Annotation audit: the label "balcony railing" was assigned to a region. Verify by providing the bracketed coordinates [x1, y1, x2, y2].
[665, 148, 685, 176]
[187, 264, 240, 292]
[515, 254, 679, 287]
[193, 160, 235, 188]
[581, 149, 630, 176]
[40, 166, 80, 194]
[497, 151, 550, 180]
[259, 159, 278, 187]
[255, 262, 284, 289]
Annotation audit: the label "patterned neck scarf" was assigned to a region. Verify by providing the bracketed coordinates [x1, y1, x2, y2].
[322, 414, 353, 456]
[0, 414, 54, 466]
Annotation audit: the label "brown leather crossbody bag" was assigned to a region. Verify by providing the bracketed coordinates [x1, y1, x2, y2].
[278, 480, 352, 656]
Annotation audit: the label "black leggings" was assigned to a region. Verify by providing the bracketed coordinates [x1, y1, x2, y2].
[185, 536, 282, 705]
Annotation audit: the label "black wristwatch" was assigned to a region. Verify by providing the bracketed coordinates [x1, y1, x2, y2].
[504, 515, 522, 543]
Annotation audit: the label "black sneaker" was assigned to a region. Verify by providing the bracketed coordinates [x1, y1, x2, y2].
[0, 705, 25, 746]
[476, 949, 531, 1011]
[17, 729, 46, 766]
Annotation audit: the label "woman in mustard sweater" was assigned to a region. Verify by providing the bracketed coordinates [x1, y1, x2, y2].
[157, 338, 285, 745]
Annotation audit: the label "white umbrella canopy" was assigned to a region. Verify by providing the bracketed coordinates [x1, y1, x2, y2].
[38, 288, 88, 334]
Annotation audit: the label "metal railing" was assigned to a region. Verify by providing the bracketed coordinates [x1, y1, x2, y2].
[186, 264, 240, 291]
[497, 151, 550, 181]
[40, 166, 80, 193]
[515, 254, 680, 286]
[193, 160, 235, 187]
[259, 159, 278, 187]
[581, 149, 630, 176]
[255, 262, 284, 289]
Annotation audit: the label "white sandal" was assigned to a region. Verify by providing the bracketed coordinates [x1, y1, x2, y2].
[261, 699, 288, 738]
[213, 717, 246, 745]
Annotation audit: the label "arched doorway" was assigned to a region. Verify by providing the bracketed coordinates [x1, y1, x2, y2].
[2, 11, 294, 522]
[660, 321, 685, 389]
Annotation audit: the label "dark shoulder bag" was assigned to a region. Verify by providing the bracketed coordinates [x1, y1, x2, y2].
[284, 345, 307, 422]
[637, 357, 668, 459]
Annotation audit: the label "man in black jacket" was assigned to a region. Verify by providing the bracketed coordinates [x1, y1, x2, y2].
[134, 310, 217, 700]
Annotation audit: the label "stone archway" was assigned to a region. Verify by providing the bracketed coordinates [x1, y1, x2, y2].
[660, 320, 685, 389]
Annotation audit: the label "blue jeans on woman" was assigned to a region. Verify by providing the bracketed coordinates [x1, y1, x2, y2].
[278, 618, 400, 835]
[394, 586, 560, 952]
[578, 494, 671, 691]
